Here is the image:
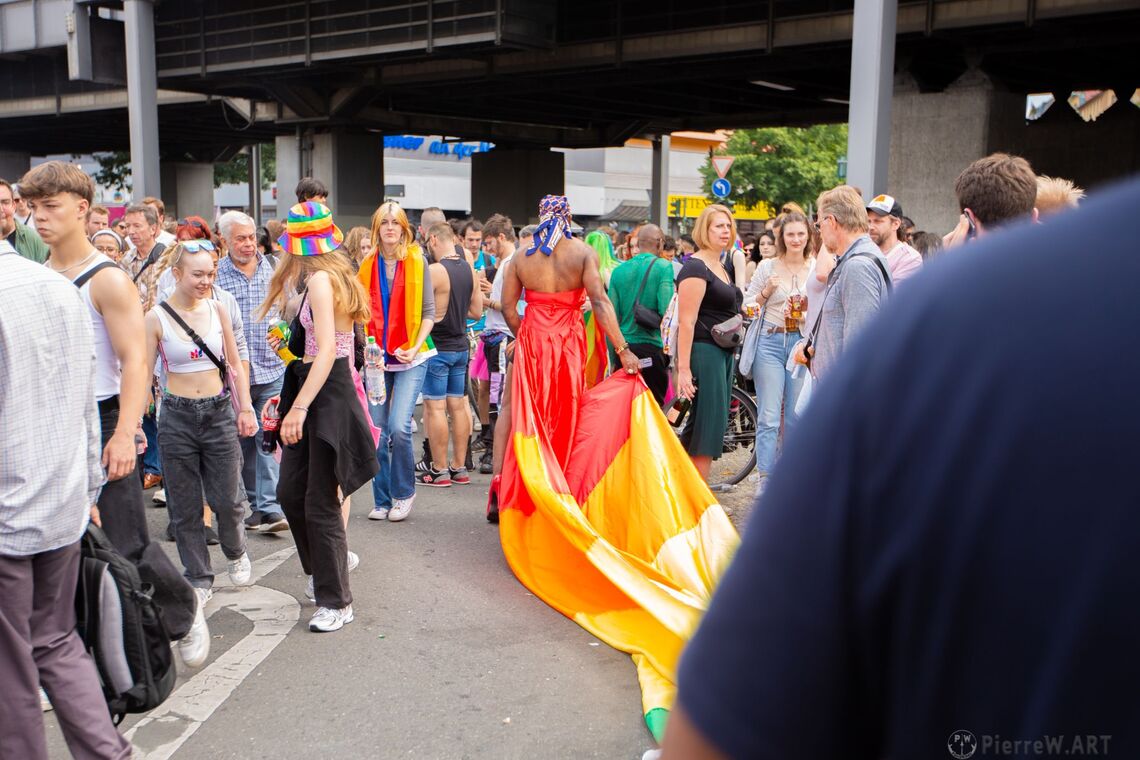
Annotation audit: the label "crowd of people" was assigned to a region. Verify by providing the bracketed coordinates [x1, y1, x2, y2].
[0, 150, 1099, 758]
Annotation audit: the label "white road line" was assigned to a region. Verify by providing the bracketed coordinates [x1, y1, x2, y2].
[125, 549, 300, 760]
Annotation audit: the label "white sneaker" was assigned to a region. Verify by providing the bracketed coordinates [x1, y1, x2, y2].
[178, 588, 212, 667]
[152, 488, 166, 504]
[368, 507, 390, 521]
[309, 605, 354, 633]
[227, 553, 252, 586]
[306, 551, 360, 602]
[388, 495, 414, 522]
[39, 687, 52, 712]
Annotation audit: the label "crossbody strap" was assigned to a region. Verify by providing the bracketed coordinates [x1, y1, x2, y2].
[72, 261, 118, 290]
[806, 250, 892, 343]
[158, 301, 226, 382]
[633, 257, 662, 308]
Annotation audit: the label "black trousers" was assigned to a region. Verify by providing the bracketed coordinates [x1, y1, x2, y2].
[98, 399, 196, 639]
[278, 433, 351, 609]
[628, 342, 669, 408]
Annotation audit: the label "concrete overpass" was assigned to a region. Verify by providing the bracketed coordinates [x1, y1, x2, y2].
[1, 0, 1138, 230]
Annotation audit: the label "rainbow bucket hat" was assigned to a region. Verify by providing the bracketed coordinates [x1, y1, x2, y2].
[279, 201, 344, 256]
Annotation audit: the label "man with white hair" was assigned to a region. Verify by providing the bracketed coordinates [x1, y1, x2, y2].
[215, 210, 289, 533]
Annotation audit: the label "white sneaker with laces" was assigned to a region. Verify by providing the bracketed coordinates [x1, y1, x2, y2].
[178, 588, 212, 667]
[309, 605, 354, 633]
[368, 507, 390, 521]
[388, 495, 414, 522]
[306, 551, 360, 602]
[152, 488, 166, 504]
[227, 553, 252, 586]
[39, 687, 53, 712]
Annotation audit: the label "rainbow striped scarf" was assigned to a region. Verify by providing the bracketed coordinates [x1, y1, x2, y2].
[358, 247, 435, 360]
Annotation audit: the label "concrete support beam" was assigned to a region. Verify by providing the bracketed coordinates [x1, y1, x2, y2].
[275, 133, 301, 213]
[308, 131, 385, 229]
[0, 151, 31, 182]
[470, 150, 565, 225]
[248, 144, 263, 223]
[846, 0, 897, 202]
[160, 162, 214, 222]
[649, 135, 671, 227]
[124, 0, 160, 199]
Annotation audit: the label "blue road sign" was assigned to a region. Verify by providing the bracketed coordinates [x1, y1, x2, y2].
[712, 178, 731, 198]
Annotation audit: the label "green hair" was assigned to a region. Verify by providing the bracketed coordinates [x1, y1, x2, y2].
[585, 230, 620, 279]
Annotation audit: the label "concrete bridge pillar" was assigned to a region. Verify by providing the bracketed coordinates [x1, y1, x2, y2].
[0, 151, 31, 183]
[160, 162, 215, 222]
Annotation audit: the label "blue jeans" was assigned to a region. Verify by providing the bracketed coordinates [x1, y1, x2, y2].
[753, 328, 805, 476]
[142, 412, 161, 476]
[241, 375, 285, 517]
[370, 363, 429, 507]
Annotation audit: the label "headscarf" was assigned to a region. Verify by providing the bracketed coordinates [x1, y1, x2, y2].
[526, 195, 572, 256]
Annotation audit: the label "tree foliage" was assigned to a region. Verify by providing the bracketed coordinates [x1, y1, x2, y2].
[700, 125, 848, 211]
[90, 151, 132, 193]
[85, 144, 277, 193]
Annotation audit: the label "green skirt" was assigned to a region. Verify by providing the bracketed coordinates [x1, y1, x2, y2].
[681, 340, 735, 458]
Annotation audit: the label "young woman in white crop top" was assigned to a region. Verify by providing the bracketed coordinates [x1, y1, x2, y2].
[142, 242, 257, 604]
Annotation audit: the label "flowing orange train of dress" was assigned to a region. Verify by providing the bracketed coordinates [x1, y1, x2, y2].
[499, 288, 739, 741]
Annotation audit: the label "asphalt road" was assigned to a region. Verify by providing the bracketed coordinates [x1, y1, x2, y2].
[45, 465, 654, 759]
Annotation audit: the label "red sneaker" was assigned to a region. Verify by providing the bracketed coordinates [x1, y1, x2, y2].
[450, 468, 471, 485]
[416, 468, 452, 488]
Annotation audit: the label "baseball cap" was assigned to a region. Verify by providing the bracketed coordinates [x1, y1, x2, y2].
[867, 194, 903, 218]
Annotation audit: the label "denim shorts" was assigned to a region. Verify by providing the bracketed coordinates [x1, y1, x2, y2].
[423, 350, 470, 400]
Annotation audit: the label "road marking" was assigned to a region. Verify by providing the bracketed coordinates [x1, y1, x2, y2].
[125, 548, 299, 760]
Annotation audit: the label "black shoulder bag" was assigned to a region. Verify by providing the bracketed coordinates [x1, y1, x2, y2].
[633, 258, 667, 330]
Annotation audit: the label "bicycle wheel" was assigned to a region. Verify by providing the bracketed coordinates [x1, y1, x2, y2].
[706, 387, 757, 489]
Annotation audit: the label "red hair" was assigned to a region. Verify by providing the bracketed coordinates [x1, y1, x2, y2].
[176, 215, 214, 242]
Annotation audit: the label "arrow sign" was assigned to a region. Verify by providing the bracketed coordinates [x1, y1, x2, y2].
[711, 155, 735, 179]
[711, 178, 731, 198]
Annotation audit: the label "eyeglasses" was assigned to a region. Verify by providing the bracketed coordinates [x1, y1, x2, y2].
[814, 215, 833, 231]
[180, 240, 216, 253]
[178, 218, 207, 230]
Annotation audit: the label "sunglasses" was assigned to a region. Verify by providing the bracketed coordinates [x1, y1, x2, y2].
[180, 240, 216, 253]
[178, 218, 207, 230]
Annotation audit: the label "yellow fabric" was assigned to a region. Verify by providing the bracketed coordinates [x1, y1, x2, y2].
[499, 383, 739, 734]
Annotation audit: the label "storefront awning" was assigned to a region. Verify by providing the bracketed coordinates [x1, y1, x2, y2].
[600, 200, 650, 223]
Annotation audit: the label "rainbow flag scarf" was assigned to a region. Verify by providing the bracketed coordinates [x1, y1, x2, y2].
[358, 248, 435, 360]
[500, 290, 739, 741]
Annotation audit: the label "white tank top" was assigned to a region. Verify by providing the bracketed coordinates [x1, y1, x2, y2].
[74, 253, 123, 401]
[156, 300, 225, 375]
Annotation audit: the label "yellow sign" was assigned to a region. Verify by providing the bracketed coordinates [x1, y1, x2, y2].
[667, 194, 775, 221]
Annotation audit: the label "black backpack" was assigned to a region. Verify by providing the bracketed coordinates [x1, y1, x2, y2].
[75, 523, 177, 724]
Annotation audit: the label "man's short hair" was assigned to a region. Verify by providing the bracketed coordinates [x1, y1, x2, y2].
[141, 196, 166, 217]
[680, 234, 696, 248]
[1036, 175, 1085, 216]
[88, 205, 109, 220]
[124, 204, 159, 227]
[518, 224, 538, 239]
[295, 177, 329, 203]
[420, 207, 446, 228]
[482, 213, 515, 243]
[447, 218, 465, 236]
[461, 219, 483, 236]
[217, 210, 256, 242]
[816, 185, 868, 233]
[427, 221, 455, 243]
[954, 153, 1037, 227]
[663, 236, 677, 252]
[18, 161, 95, 204]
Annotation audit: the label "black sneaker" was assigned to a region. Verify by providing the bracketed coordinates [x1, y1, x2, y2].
[414, 458, 433, 475]
[205, 525, 220, 546]
[243, 513, 262, 530]
[261, 512, 290, 533]
[450, 467, 471, 485]
[464, 447, 474, 472]
[479, 451, 493, 475]
[416, 468, 452, 488]
[165, 521, 176, 542]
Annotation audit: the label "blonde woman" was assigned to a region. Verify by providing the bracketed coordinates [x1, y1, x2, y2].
[142, 241, 256, 625]
[342, 225, 374, 270]
[357, 201, 436, 522]
[675, 204, 743, 481]
[743, 210, 815, 482]
[257, 202, 377, 633]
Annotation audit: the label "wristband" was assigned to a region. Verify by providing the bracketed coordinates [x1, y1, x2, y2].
[293, 405, 309, 413]
[615, 342, 630, 355]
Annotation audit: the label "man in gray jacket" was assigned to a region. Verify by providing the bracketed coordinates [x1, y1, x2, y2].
[794, 185, 891, 380]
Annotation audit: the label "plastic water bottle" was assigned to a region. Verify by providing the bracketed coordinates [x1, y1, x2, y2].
[261, 398, 280, 454]
[364, 336, 387, 405]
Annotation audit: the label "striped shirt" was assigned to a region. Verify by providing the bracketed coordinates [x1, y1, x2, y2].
[215, 253, 283, 385]
[0, 251, 102, 555]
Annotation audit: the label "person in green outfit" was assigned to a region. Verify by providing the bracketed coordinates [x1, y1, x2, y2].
[0, 178, 49, 263]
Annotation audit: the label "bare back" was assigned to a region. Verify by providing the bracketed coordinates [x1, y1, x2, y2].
[509, 237, 593, 294]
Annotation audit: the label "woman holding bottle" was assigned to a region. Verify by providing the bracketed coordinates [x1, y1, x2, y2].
[258, 202, 377, 632]
[358, 201, 436, 523]
[743, 211, 815, 486]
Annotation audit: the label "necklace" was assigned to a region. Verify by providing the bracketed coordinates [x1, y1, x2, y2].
[48, 250, 98, 276]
